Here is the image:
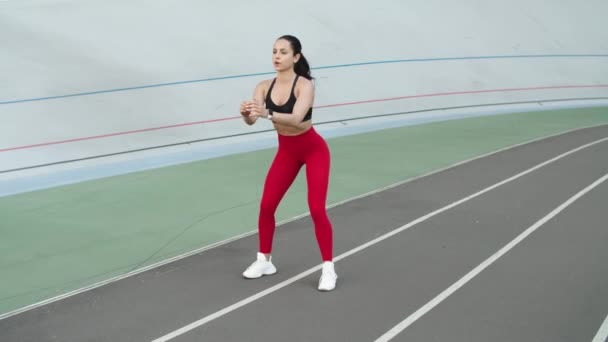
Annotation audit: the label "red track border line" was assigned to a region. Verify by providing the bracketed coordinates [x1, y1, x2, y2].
[2, 84, 607, 153]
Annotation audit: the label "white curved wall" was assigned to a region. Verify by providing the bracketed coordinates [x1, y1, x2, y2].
[1, 0, 607, 172]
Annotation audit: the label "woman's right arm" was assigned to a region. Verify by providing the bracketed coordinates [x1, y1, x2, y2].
[241, 80, 268, 125]
[240, 100, 257, 125]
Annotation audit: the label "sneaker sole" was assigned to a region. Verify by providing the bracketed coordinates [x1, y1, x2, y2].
[243, 268, 277, 279]
[317, 287, 335, 292]
[318, 277, 338, 291]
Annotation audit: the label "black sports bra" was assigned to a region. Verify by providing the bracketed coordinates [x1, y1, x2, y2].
[265, 75, 312, 122]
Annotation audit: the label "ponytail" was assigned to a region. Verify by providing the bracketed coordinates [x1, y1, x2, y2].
[278, 35, 313, 80]
[294, 53, 312, 80]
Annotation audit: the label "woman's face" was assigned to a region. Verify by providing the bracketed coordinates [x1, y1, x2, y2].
[272, 39, 300, 72]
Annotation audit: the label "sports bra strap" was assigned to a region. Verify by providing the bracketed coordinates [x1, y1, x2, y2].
[268, 78, 277, 92]
[290, 75, 299, 95]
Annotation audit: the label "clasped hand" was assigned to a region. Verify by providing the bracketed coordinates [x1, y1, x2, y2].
[240, 101, 269, 118]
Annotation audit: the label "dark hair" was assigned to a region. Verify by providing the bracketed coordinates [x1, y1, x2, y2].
[278, 35, 313, 80]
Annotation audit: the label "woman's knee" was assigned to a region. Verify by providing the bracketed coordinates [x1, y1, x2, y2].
[309, 204, 329, 222]
[260, 198, 279, 216]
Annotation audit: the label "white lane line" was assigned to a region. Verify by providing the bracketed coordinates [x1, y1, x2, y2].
[3, 123, 604, 322]
[151, 139, 608, 341]
[375, 172, 608, 342]
[592, 314, 608, 342]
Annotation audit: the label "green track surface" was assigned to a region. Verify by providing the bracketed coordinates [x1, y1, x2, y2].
[1, 107, 606, 316]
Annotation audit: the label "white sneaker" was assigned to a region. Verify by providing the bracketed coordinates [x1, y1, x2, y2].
[318, 261, 338, 291]
[242, 252, 277, 279]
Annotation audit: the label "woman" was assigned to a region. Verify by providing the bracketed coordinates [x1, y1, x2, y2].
[239, 35, 337, 291]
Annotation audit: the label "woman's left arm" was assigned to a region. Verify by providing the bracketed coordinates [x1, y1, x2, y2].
[250, 79, 314, 128]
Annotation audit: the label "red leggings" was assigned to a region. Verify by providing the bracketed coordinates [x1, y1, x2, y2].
[258, 127, 333, 261]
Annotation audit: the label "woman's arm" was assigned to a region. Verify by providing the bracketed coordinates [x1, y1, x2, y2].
[269, 79, 314, 126]
[249, 78, 314, 128]
[240, 100, 257, 125]
[240, 80, 268, 125]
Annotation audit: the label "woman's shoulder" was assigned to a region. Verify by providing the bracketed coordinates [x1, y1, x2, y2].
[296, 76, 313, 86]
[256, 78, 274, 89]
[254, 79, 274, 99]
[295, 76, 314, 91]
